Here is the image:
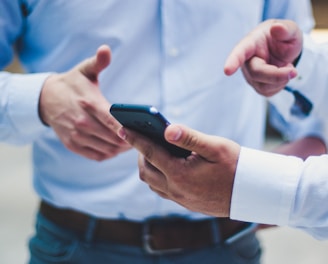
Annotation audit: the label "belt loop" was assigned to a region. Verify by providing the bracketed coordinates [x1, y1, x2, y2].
[85, 217, 97, 244]
[210, 219, 221, 244]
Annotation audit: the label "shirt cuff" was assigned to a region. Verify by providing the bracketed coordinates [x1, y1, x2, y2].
[7, 72, 51, 140]
[230, 147, 304, 226]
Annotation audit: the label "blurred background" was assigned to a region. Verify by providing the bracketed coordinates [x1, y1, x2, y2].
[1, 1, 328, 263]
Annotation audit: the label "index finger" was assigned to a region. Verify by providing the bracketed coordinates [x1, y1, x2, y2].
[224, 35, 257, 76]
[117, 127, 176, 171]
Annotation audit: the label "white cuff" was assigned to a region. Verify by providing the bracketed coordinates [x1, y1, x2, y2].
[7, 72, 51, 141]
[230, 147, 303, 226]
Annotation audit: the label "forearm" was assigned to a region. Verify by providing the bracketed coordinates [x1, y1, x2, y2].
[274, 136, 327, 160]
[268, 101, 327, 160]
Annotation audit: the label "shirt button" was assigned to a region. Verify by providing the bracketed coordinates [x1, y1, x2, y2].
[296, 75, 303, 81]
[168, 47, 179, 57]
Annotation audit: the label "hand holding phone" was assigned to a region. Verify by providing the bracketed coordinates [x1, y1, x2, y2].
[110, 104, 191, 158]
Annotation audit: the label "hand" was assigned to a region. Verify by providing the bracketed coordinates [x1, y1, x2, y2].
[224, 19, 303, 96]
[39, 45, 131, 161]
[118, 124, 241, 217]
[273, 136, 327, 160]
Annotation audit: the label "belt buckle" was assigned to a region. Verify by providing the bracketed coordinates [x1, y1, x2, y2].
[142, 219, 183, 255]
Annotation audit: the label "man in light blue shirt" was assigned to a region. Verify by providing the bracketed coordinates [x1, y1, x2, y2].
[0, 1, 324, 263]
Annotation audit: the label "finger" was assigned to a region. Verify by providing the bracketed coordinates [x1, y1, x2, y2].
[118, 127, 176, 171]
[224, 20, 301, 76]
[270, 20, 300, 43]
[223, 35, 257, 76]
[241, 65, 287, 97]
[164, 124, 236, 162]
[70, 129, 129, 157]
[253, 82, 287, 97]
[78, 45, 111, 82]
[79, 101, 129, 145]
[65, 139, 109, 161]
[138, 155, 167, 189]
[243, 57, 296, 86]
[270, 21, 303, 64]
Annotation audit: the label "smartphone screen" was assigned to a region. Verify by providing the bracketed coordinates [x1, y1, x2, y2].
[110, 104, 191, 158]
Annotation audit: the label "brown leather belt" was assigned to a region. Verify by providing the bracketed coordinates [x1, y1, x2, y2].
[40, 201, 251, 254]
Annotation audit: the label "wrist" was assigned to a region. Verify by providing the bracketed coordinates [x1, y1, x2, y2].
[39, 74, 59, 126]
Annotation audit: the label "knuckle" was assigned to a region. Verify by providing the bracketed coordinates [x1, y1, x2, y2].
[105, 115, 119, 128]
[169, 188, 184, 200]
[271, 74, 288, 84]
[143, 146, 155, 161]
[105, 146, 121, 157]
[69, 129, 81, 140]
[74, 115, 90, 129]
[78, 98, 95, 111]
[63, 137, 76, 151]
[181, 134, 199, 149]
[252, 70, 264, 80]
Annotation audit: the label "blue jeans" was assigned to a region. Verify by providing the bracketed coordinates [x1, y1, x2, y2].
[28, 213, 262, 264]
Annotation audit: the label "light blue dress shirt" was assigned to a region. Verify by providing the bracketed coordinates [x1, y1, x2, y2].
[0, 0, 316, 220]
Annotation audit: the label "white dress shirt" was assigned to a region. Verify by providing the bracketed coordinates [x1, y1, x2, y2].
[231, 34, 328, 240]
[0, 0, 316, 220]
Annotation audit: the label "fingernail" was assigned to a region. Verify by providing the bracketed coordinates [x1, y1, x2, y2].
[288, 70, 297, 80]
[117, 127, 127, 140]
[168, 127, 182, 141]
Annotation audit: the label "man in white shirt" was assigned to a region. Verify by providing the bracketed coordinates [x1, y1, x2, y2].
[118, 19, 328, 240]
[1, 2, 325, 263]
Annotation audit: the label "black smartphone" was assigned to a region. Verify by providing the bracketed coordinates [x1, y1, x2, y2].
[110, 104, 191, 158]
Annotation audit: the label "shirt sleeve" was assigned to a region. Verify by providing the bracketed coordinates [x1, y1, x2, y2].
[230, 147, 303, 226]
[0, 72, 51, 144]
[289, 155, 328, 240]
[231, 147, 328, 240]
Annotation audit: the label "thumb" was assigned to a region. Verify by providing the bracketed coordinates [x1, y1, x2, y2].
[270, 20, 301, 43]
[78, 45, 111, 82]
[270, 21, 303, 64]
[165, 124, 237, 161]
